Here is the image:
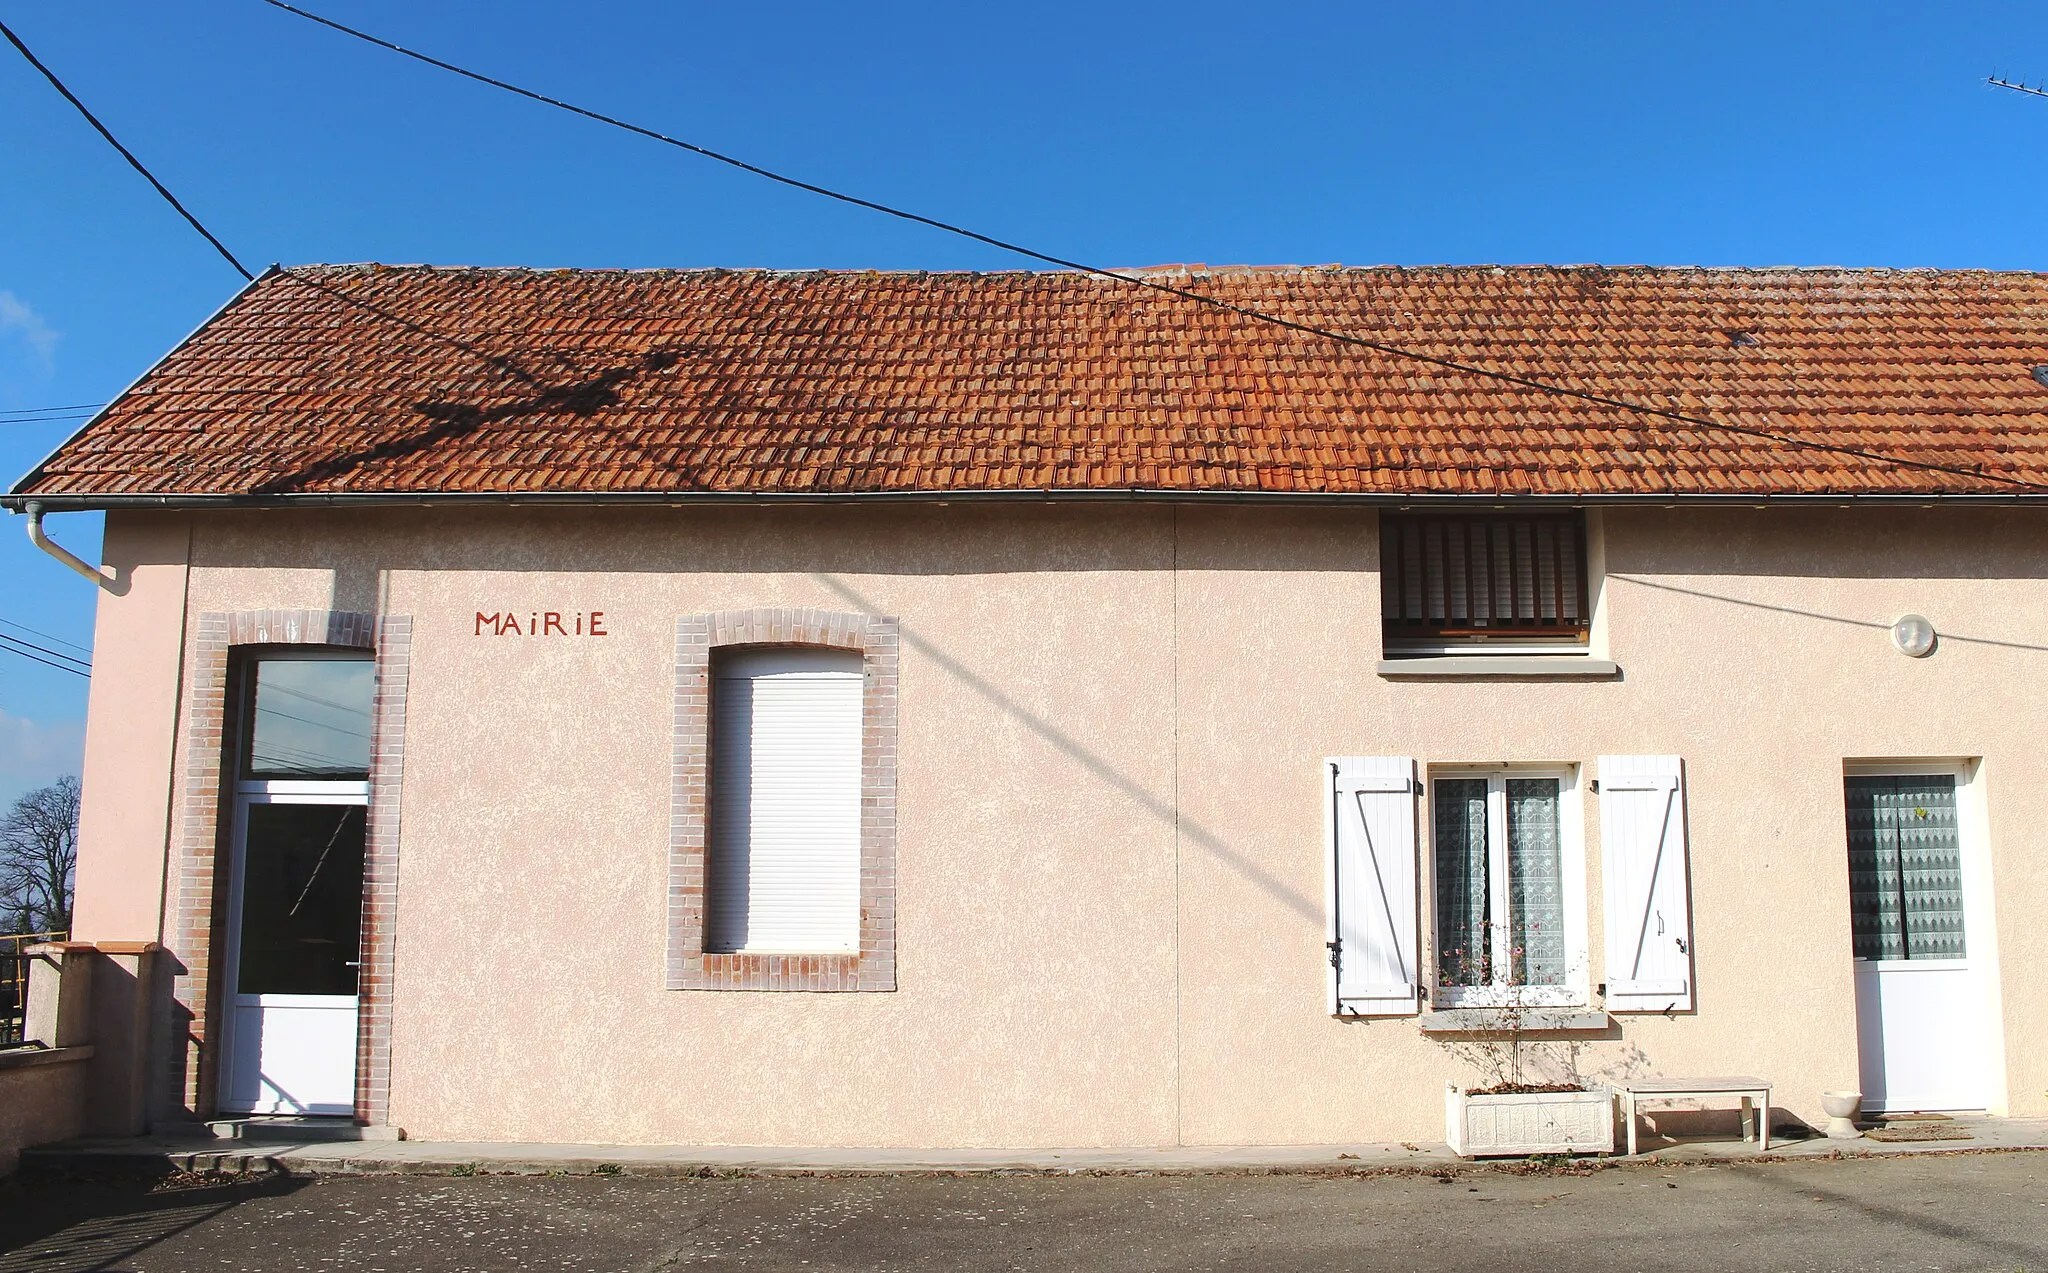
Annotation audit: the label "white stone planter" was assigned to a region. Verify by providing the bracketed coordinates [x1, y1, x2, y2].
[1445, 1083, 1615, 1158]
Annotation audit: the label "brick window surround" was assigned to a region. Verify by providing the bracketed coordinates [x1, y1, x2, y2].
[669, 608, 898, 991]
[171, 609, 412, 1127]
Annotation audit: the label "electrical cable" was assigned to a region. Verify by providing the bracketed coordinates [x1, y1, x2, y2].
[0, 404, 106, 419]
[0, 617, 91, 657]
[0, 17, 252, 280]
[0, 631, 89, 671]
[0, 636, 89, 678]
[257, 0, 2048, 494]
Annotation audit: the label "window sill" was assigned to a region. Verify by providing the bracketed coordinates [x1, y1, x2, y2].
[1377, 657, 1619, 680]
[1418, 1009, 1610, 1034]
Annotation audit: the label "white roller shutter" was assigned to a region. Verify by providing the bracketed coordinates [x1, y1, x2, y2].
[1326, 756, 1421, 1017]
[708, 648, 864, 953]
[1598, 754, 1695, 1012]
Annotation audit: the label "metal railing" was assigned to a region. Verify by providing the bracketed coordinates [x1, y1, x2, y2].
[1, 931, 68, 1047]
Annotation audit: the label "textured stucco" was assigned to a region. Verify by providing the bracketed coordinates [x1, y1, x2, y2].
[71, 514, 190, 942]
[71, 502, 2048, 1146]
[0, 1058, 85, 1175]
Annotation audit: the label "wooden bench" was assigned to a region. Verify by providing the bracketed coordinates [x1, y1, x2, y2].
[1615, 1077, 1772, 1156]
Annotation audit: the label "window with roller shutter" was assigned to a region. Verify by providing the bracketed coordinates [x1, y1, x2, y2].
[706, 647, 865, 955]
[1380, 512, 1592, 656]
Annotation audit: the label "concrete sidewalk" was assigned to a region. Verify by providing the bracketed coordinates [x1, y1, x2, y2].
[25, 1114, 2048, 1178]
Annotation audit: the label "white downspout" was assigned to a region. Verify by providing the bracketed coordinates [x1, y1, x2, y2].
[25, 502, 114, 590]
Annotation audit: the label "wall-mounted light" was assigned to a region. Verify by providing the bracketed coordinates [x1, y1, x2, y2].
[1891, 614, 1936, 658]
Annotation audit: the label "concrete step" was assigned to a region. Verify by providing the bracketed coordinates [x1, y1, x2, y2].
[205, 1116, 364, 1143]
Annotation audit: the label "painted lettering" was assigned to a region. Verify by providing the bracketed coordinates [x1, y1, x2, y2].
[470, 609, 612, 637]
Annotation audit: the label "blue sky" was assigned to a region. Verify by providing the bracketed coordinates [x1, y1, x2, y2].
[2, 0, 2046, 805]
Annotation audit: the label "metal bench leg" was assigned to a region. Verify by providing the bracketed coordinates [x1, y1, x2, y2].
[1740, 1096, 1755, 1144]
[1625, 1093, 1638, 1156]
[1760, 1095, 1770, 1152]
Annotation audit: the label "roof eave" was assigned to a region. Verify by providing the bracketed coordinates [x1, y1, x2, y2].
[8, 486, 2046, 513]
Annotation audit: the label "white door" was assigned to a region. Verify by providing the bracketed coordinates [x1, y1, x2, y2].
[220, 786, 368, 1116]
[1845, 770, 1989, 1112]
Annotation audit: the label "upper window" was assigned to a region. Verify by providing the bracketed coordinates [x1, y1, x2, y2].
[1430, 767, 1586, 1006]
[1844, 774, 1965, 962]
[706, 646, 864, 955]
[241, 655, 375, 779]
[1381, 513, 1590, 655]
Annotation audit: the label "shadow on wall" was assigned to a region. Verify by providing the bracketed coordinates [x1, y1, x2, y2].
[1608, 574, 2048, 655]
[191, 502, 1372, 580]
[813, 573, 1322, 926]
[1609, 506, 2048, 581]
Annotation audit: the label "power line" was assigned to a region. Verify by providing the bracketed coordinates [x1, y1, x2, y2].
[0, 617, 91, 657]
[259, 0, 2048, 495]
[0, 17, 252, 280]
[1989, 75, 2048, 99]
[0, 415, 95, 428]
[0, 631, 90, 671]
[0, 403, 106, 419]
[0, 634, 89, 678]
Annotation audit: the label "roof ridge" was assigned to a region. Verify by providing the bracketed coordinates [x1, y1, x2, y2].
[278, 262, 2048, 280]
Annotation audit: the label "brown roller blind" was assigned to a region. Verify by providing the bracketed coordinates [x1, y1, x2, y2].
[1380, 513, 1590, 643]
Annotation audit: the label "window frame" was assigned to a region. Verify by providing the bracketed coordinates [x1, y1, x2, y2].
[667, 608, 899, 993]
[1842, 759, 1985, 974]
[1379, 511, 1596, 657]
[234, 649, 378, 781]
[1427, 764, 1589, 1008]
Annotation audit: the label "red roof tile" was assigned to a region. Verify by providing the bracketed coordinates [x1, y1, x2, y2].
[15, 263, 2048, 504]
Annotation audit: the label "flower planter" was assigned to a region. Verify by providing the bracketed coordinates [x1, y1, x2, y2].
[1445, 1083, 1615, 1158]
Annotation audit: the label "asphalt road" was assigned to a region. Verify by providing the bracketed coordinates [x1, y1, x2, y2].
[2, 1153, 2045, 1273]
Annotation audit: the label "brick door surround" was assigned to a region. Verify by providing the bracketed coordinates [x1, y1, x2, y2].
[170, 608, 411, 1127]
[669, 608, 898, 991]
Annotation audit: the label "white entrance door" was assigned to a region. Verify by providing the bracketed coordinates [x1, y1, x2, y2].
[220, 785, 368, 1116]
[1845, 769, 1989, 1112]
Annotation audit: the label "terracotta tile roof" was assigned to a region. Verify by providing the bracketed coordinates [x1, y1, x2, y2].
[15, 262, 2048, 503]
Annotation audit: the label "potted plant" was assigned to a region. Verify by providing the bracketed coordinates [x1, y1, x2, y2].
[1436, 929, 1614, 1158]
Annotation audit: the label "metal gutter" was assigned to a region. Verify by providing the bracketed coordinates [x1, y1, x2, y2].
[6, 487, 2046, 513]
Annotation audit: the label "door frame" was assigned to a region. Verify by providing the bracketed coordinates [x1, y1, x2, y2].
[217, 778, 371, 1116]
[1844, 758, 2007, 1114]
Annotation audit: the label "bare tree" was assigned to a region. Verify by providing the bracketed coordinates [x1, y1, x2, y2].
[0, 777, 79, 936]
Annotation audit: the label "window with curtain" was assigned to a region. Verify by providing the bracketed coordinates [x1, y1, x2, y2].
[1381, 513, 1591, 654]
[1432, 770, 1581, 1003]
[1844, 775, 1965, 962]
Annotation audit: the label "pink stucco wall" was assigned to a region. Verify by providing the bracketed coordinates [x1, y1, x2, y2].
[69, 502, 2048, 1146]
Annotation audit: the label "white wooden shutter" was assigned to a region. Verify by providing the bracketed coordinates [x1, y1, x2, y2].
[708, 648, 864, 953]
[1598, 755, 1694, 1012]
[1325, 756, 1421, 1017]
